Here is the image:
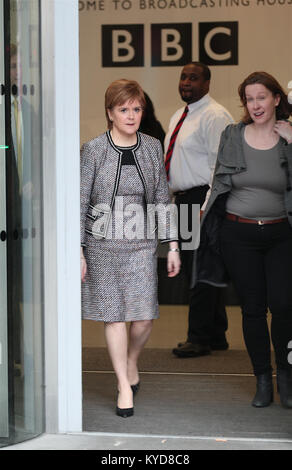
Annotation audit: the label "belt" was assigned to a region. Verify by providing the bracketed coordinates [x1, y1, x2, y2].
[174, 190, 189, 196]
[226, 213, 288, 225]
[174, 185, 209, 196]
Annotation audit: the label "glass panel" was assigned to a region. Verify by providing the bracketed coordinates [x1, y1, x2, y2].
[0, 0, 44, 447]
[0, 0, 9, 439]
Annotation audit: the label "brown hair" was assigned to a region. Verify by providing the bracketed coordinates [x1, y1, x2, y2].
[238, 71, 292, 124]
[105, 79, 146, 129]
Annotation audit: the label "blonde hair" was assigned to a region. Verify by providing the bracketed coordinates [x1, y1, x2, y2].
[105, 79, 146, 129]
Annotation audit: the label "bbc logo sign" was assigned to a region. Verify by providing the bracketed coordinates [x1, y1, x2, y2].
[102, 22, 238, 67]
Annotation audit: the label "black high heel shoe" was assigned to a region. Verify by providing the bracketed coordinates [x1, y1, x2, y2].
[131, 382, 140, 396]
[116, 406, 134, 418]
[116, 390, 134, 418]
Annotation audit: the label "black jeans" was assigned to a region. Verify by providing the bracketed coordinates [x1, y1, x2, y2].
[175, 186, 228, 346]
[220, 218, 292, 375]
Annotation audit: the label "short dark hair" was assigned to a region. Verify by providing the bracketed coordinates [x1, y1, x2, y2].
[238, 71, 292, 124]
[188, 62, 211, 81]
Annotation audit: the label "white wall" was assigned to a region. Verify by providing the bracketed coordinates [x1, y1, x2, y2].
[42, 0, 82, 433]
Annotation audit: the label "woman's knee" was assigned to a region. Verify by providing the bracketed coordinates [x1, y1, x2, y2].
[132, 319, 153, 333]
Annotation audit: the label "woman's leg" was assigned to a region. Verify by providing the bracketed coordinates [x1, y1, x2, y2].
[127, 320, 153, 385]
[104, 321, 133, 409]
[220, 220, 271, 376]
[265, 222, 292, 372]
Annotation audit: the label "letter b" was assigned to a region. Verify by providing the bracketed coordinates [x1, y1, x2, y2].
[102, 24, 144, 67]
[112, 31, 135, 62]
[161, 29, 183, 62]
[151, 23, 192, 67]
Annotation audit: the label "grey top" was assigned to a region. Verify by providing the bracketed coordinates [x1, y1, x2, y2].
[226, 128, 286, 220]
[193, 121, 292, 289]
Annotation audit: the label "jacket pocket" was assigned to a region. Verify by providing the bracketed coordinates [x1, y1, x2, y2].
[86, 204, 111, 238]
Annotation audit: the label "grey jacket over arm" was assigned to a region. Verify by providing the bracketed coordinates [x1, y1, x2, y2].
[80, 131, 178, 247]
[192, 121, 292, 288]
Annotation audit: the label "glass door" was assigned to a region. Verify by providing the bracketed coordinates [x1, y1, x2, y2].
[0, 0, 9, 438]
[0, 0, 44, 447]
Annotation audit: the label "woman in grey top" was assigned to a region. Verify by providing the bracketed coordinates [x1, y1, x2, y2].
[194, 72, 292, 408]
[80, 79, 180, 417]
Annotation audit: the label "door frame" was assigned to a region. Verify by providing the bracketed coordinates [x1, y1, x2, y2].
[0, 0, 16, 442]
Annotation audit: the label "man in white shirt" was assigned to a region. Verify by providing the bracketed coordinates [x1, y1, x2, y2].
[165, 62, 233, 358]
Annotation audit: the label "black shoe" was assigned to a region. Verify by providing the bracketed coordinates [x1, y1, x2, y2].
[252, 372, 273, 408]
[177, 340, 229, 351]
[172, 342, 211, 358]
[131, 382, 140, 396]
[116, 406, 134, 418]
[116, 389, 134, 417]
[277, 369, 292, 409]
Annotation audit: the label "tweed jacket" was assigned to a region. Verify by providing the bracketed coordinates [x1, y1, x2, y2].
[191, 121, 292, 288]
[80, 131, 177, 246]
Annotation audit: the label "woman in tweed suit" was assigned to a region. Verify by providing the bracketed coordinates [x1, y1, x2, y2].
[80, 80, 180, 417]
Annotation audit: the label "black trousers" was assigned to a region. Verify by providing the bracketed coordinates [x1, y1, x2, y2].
[220, 218, 292, 375]
[175, 186, 228, 346]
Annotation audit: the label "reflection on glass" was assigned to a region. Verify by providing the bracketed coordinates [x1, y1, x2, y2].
[0, 0, 44, 447]
[0, 0, 9, 440]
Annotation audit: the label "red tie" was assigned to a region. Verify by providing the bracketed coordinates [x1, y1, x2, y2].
[165, 106, 189, 180]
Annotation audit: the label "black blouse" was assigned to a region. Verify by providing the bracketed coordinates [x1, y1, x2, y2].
[116, 145, 136, 165]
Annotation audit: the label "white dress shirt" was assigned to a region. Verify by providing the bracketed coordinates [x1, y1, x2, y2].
[164, 94, 233, 204]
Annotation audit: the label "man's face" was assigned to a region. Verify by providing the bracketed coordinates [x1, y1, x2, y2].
[178, 64, 210, 104]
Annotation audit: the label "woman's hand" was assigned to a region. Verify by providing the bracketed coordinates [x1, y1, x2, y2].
[167, 251, 181, 277]
[167, 242, 181, 277]
[274, 120, 292, 144]
[81, 248, 87, 282]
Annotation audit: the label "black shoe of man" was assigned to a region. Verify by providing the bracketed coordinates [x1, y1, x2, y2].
[177, 340, 229, 351]
[172, 341, 211, 358]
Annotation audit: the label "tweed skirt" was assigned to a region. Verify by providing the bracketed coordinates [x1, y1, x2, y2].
[82, 165, 159, 322]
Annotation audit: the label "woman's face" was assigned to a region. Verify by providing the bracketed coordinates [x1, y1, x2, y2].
[108, 98, 143, 139]
[245, 83, 280, 126]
